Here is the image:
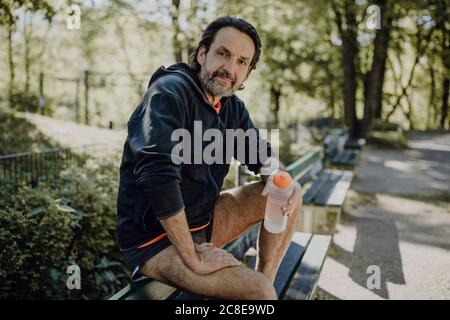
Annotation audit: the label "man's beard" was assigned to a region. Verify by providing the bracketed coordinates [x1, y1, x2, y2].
[199, 64, 237, 98]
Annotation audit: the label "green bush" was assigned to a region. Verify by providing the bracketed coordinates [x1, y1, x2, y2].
[0, 160, 128, 299]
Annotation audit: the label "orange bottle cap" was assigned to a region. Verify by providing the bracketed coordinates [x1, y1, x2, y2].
[273, 172, 292, 189]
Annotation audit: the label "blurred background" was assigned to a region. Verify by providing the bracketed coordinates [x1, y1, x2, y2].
[0, 0, 449, 300]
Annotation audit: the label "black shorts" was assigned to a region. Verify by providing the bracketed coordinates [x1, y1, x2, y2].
[122, 220, 213, 282]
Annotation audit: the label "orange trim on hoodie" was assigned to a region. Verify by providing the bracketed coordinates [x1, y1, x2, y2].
[212, 100, 221, 114]
[137, 221, 211, 249]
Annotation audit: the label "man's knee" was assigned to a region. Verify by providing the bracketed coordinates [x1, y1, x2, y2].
[244, 276, 277, 300]
[243, 272, 278, 300]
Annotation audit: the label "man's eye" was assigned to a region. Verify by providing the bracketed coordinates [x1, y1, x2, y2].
[240, 60, 247, 66]
[218, 52, 224, 56]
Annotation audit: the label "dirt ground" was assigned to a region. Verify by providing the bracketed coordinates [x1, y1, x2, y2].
[315, 131, 450, 300]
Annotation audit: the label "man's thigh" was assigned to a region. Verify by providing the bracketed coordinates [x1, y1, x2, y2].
[211, 181, 267, 248]
[139, 245, 276, 300]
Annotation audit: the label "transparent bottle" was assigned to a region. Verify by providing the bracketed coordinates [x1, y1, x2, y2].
[262, 172, 295, 234]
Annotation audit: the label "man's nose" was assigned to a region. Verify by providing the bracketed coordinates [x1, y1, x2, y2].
[223, 59, 237, 79]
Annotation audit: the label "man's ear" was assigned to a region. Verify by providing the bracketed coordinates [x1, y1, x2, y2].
[197, 46, 206, 66]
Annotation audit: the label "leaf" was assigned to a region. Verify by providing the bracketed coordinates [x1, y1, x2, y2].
[25, 206, 46, 218]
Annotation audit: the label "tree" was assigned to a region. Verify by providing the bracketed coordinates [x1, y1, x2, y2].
[219, 0, 338, 127]
[331, 0, 398, 138]
[0, 0, 54, 108]
[430, 0, 450, 129]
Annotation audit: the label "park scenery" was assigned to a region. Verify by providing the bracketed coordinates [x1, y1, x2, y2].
[0, 0, 449, 300]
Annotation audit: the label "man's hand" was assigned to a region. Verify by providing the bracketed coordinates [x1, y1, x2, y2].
[281, 181, 302, 217]
[190, 242, 243, 275]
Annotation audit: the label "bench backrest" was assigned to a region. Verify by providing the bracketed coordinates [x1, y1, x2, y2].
[324, 134, 348, 159]
[286, 150, 323, 186]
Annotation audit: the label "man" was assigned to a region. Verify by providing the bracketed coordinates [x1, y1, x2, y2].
[117, 16, 302, 300]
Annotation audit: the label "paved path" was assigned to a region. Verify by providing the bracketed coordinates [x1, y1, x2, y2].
[316, 132, 450, 300]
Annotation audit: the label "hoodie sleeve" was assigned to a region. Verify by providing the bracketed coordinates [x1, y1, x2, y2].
[235, 103, 273, 175]
[128, 92, 186, 220]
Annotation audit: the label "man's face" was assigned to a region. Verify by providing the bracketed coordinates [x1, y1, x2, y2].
[197, 27, 255, 98]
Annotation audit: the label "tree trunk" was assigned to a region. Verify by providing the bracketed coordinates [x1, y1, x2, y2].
[361, 0, 391, 137]
[427, 59, 436, 129]
[269, 84, 281, 128]
[84, 70, 90, 125]
[24, 11, 31, 93]
[8, 22, 15, 108]
[332, 1, 360, 137]
[441, 77, 450, 129]
[341, 24, 359, 136]
[329, 87, 336, 119]
[171, 0, 183, 62]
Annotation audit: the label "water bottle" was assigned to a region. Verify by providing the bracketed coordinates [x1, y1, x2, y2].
[262, 171, 296, 234]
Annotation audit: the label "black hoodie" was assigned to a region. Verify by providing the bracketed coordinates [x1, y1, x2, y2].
[116, 63, 272, 251]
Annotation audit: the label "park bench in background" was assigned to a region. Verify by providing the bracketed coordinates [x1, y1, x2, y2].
[323, 131, 365, 170]
[108, 223, 331, 300]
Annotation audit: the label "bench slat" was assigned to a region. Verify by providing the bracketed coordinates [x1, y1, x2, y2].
[286, 150, 321, 181]
[283, 234, 332, 300]
[314, 170, 342, 205]
[302, 171, 331, 204]
[326, 171, 354, 206]
[108, 278, 178, 300]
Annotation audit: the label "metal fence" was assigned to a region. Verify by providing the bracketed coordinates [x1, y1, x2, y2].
[0, 144, 108, 186]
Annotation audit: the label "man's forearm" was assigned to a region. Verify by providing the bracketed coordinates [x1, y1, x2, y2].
[159, 209, 200, 270]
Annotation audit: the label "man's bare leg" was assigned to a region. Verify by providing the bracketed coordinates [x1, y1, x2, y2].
[139, 244, 277, 300]
[211, 181, 301, 283]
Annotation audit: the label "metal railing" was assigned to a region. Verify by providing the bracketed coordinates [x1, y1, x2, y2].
[0, 144, 108, 186]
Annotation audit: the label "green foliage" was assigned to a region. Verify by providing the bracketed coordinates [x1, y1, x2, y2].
[0, 160, 128, 299]
[9, 91, 54, 115]
[0, 111, 55, 154]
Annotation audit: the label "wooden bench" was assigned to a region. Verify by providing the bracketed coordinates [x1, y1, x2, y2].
[108, 223, 331, 300]
[323, 133, 365, 170]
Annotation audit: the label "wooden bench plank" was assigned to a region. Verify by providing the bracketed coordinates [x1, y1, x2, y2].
[283, 234, 332, 300]
[326, 171, 354, 206]
[108, 278, 178, 300]
[314, 170, 342, 205]
[286, 150, 321, 181]
[302, 171, 331, 204]
[341, 150, 353, 164]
